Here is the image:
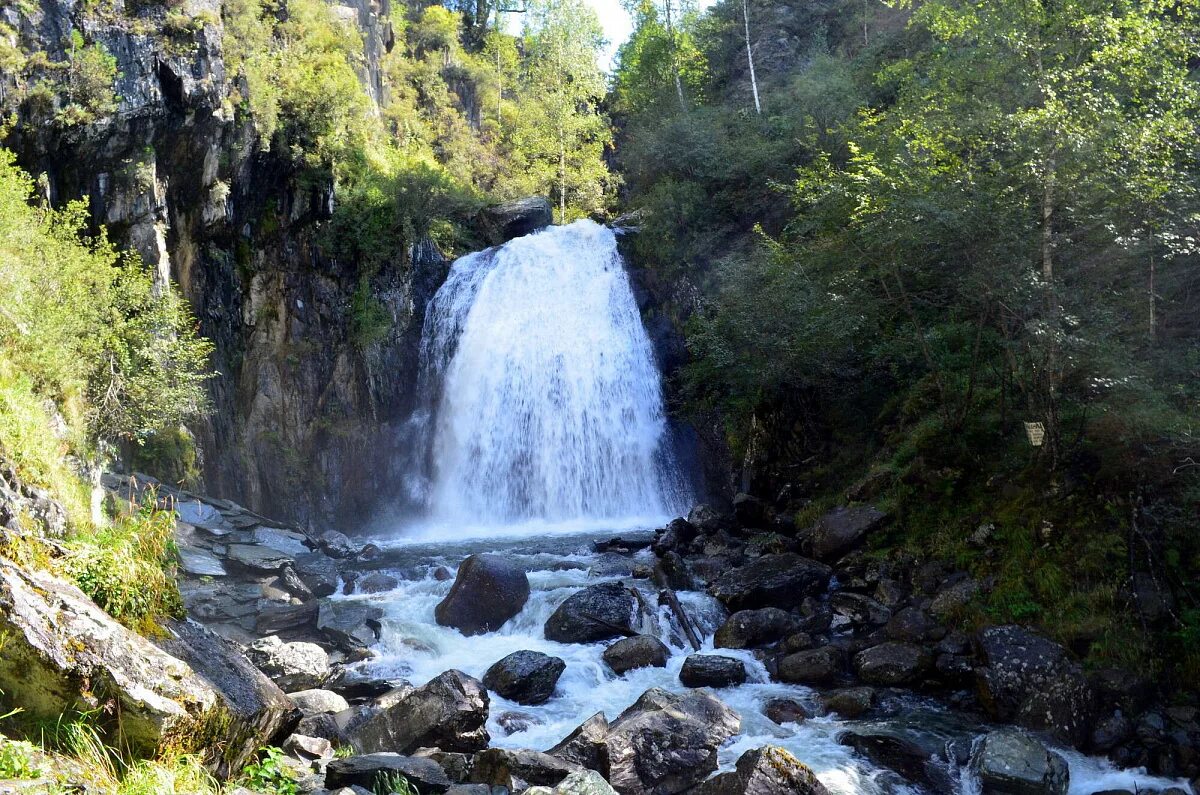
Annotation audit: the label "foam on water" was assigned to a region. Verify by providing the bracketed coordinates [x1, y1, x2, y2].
[341, 540, 1193, 795]
[401, 220, 689, 529]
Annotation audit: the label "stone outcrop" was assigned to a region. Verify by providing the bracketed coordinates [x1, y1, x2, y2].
[0, 559, 293, 773]
[347, 669, 490, 754]
[480, 197, 554, 244]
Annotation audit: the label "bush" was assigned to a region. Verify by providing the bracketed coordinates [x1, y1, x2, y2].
[240, 747, 299, 795]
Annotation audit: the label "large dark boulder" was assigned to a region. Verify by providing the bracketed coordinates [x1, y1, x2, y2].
[483, 650, 566, 705]
[469, 748, 579, 788]
[777, 646, 844, 685]
[652, 518, 697, 556]
[606, 688, 741, 794]
[679, 654, 747, 688]
[435, 554, 530, 636]
[809, 506, 886, 560]
[691, 746, 830, 794]
[707, 554, 832, 611]
[973, 731, 1069, 795]
[480, 197, 554, 244]
[714, 607, 800, 649]
[603, 635, 670, 674]
[853, 642, 932, 686]
[317, 600, 383, 650]
[975, 626, 1095, 745]
[545, 581, 636, 643]
[838, 729, 949, 790]
[347, 669, 490, 754]
[325, 753, 453, 792]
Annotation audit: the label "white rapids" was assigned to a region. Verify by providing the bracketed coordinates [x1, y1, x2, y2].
[402, 220, 689, 534]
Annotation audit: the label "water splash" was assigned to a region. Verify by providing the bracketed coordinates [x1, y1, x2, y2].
[405, 220, 689, 528]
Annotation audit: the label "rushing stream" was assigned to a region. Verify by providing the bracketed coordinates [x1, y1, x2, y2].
[357, 223, 1189, 794]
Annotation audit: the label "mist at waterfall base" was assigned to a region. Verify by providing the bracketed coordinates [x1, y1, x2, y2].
[342, 221, 1194, 794]
[392, 219, 691, 542]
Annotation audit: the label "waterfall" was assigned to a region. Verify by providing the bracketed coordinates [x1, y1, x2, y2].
[405, 219, 689, 528]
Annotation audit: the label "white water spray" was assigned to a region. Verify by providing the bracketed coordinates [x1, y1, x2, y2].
[407, 220, 688, 528]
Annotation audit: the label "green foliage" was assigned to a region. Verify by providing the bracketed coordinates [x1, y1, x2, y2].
[241, 747, 300, 795]
[63, 499, 184, 634]
[128, 426, 202, 489]
[0, 736, 42, 780]
[374, 770, 418, 795]
[350, 277, 391, 348]
[55, 31, 119, 126]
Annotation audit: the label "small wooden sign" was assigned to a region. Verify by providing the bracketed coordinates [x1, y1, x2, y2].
[1024, 421, 1046, 447]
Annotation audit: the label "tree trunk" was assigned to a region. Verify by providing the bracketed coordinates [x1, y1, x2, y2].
[664, 0, 686, 109]
[1148, 228, 1157, 342]
[743, 0, 761, 114]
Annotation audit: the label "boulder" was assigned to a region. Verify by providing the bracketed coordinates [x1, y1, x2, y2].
[288, 688, 350, 715]
[282, 733, 333, 761]
[325, 753, 452, 792]
[481, 196, 554, 244]
[829, 592, 892, 627]
[707, 554, 832, 611]
[653, 551, 694, 591]
[469, 748, 578, 788]
[853, 642, 931, 686]
[293, 552, 340, 598]
[651, 518, 697, 556]
[602, 635, 669, 675]
[545, 581, 636, 644]
[686, 504, 729, 533]
[435, 554, 530, 636]
[973, 731, 1069, 795]
[357, 572, 400, 594]
[225, 543, 294, 573]
[151, 618, 299, 774]
[317, 530, 360, 559]
[546, 712, 610, 774]
[549, 770, 618, 794]
[731, 492, 775, 528]
[247, 635, 331, 691]
[777, 646, 844, 685]
[930, 578, 979, 619]
[975, 626, 1095, 745]
[348, 669, 489, 754]
[839, 729, 943, 788]
[605, 688, 741, 794]
[317, 600, 384, 650]
[692, 746, 830, 794]
[822, 687, 875, 719]
[679, 654, 747, 688]
[810, 506, 886, 560]
[885, 607, 940, 643]
[763, 698, 809, 725]
[714, 608, 800, 649]
[482, 650, 566, 705]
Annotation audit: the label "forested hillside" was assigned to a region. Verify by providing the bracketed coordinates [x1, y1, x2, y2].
[614, 0, 1200, 687]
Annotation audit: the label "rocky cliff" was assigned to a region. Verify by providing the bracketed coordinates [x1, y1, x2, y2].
[1, 0, 444, 529]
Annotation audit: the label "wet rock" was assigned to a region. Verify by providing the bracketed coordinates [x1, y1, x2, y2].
[714, 607, 800, 649]
[602, 635, 669, 675]
[547, 712, 610, 775]
[318, 601, 384, 650]
[810, 506, 886, 560]
[973, 731, 1069, 795]
[247, 636, 331, 691]
[436, 554, 531, 636]
[295, 712, 340, 741]
[691, 745, 830, 794]
[283, 733, 333, 761]
[975, 625, 1095, 745]
[288, 688, 350, 715]
[483, 650, 566, 705]
[853, 642, 931, 686]
[253, 527, 311, 555]
[839, 729, 940, 788]
[822, 687, 875, 718]
[783, 632, 815, 653]
[679, 654, 747, 688]
[278, 565, 315, 600]
[777, 646, 844, 684]
[226, 543, 294, 573]
[325, 753, 452, 792]
[544, 581, 636, 644]
[293, 553, 340, 598]
[652, 518, 697, 556]
[687, 504, 729, 533]
[318, 530, 361, 559]
[357, 572, 400, 594]
[653, 551, 694, 591]
[433, 566, 454, 581]
[179, 547, 228, 577]
[707, 553, 832, 611]
[606, 688, 741, 794]
[348, 669, 489, 754]
[830, 592, 892, 627]
[935, 653, 975, 684]
[763, 698, 809, 725]
[469, 748, 578, 788]
[481, 196, 554, 244]
[1091, 712, 1133, 752]
[497, 710, 539, 736]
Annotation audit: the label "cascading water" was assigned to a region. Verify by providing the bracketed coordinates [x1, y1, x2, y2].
[404, 219, 689, 529]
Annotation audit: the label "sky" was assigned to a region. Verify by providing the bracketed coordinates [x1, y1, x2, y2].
[587, 0, 635, 69]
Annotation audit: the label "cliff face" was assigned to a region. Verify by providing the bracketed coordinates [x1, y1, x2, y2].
[1, 0, 443, 529]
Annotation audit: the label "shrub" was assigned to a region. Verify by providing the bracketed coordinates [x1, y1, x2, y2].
[240, 746, 299, 795]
